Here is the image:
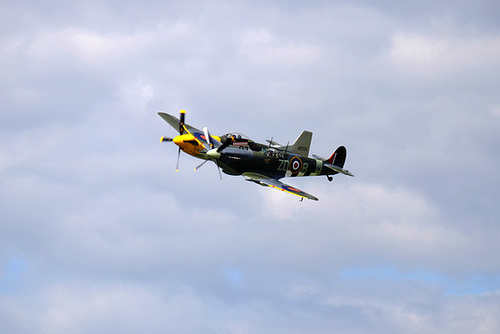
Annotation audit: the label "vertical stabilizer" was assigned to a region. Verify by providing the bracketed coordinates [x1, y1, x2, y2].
[287, 130, 312, 157]
[328, 146, 347, 167]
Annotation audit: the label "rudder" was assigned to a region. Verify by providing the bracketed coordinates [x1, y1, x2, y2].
[288, 130, 312, 157]
[328, 146, 347, 167]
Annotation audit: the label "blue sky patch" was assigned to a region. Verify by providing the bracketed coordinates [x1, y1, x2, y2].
[339, 266, 500, 295]
[0, 256, 28, 294]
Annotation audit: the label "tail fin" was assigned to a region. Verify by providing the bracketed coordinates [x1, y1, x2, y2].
[287, 130, 312, 156]
[328, 146, 347, 167]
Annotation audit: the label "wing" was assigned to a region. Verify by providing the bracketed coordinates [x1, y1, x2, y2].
[243, 172, 319, 201]
[158, 112, 220, 151]
[157, 112, 204, 135]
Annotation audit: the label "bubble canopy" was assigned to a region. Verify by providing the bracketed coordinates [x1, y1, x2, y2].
[219, 132, 251, 141]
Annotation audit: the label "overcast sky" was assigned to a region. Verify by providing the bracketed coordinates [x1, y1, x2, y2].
[1, 1, 500, 333]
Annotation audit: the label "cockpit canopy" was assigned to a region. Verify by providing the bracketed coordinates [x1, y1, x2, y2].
[219, 132, 251, 142]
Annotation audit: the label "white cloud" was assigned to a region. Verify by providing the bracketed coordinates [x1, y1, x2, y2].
[20, 21, 195, 66]
[239, 29, 322, 65]
[117, 79, 156, 113]
[490, 105, 500, 116]
[2, 1, 500, 333]
[389, 32, 500, 75]
[259, 180, 477, 272]
[323, 291, 500, 334]
[39, 283, 211, 333]
[26, 29, 140, 64]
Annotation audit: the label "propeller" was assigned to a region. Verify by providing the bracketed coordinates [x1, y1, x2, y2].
[192, 127, 216, 172]
[175, 147, 181, 172]
[160, 136, 173, 142]
[175, 110, 187, 171]
[216, 135, 234, 153]
[160, 110, 187, 171]
[203, 126, 215, 149]
[194, 160, 208, 171]
[179, 109, 185, 135]
[200, 127, 232, 181]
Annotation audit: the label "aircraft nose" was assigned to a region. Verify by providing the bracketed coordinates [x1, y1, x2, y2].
[207, 148, 221, 159]
[173, 135, 183, 146]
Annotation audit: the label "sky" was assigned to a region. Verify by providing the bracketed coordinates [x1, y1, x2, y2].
[1, 0, 500, 333]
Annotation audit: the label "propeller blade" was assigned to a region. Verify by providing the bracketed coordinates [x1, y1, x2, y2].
[203, 126, 214, 149]
[215, 159, 223, 181]
[195, 156, 222, 181]
[179, 110, 186, 135]
[175, 147, 181, 172]
[194, 160, 208, 171]
[160, 136, 174, 142]
[217, 135, 234, 153]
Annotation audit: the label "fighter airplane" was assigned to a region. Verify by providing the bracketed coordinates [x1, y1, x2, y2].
[158, 110, 354, 201]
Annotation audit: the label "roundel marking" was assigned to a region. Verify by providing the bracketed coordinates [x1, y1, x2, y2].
[289, 156, 303, 174]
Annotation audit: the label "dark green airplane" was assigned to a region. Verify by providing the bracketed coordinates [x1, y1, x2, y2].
[158, 110, 354, 201]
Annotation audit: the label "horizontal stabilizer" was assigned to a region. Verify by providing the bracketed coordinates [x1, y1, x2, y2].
[324, 163, 354, 177]
[266, 139, 282, 146]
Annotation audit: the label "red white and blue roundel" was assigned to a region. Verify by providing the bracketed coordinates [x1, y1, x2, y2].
[289, 156, 303, 174]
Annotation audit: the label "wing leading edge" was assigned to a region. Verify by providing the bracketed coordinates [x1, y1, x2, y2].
[243, 172, 319, 201]
[158, 112, 204, 136]
[158, 112, 219, 151]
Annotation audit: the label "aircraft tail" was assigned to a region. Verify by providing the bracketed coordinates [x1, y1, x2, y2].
[328, 146, 347, 168]
[321, 146, 354, 177]
[286, 130, 312, 156]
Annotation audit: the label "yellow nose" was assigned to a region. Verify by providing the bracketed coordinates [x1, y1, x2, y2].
[172, 134, 201, 156]
[173, 135, 184, 146]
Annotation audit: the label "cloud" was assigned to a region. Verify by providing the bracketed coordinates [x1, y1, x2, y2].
[259, 181, 470, 268]
[240, 29, 322, 65]
[322, 290, 500, 334]
[389, 32, 500, 76]
[35, 283, 213, 333]
[1, 1, 500, 333]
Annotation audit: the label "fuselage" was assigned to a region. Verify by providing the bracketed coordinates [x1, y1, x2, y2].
[217, 147, 326, 178]
[172, 132, 333, 179]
